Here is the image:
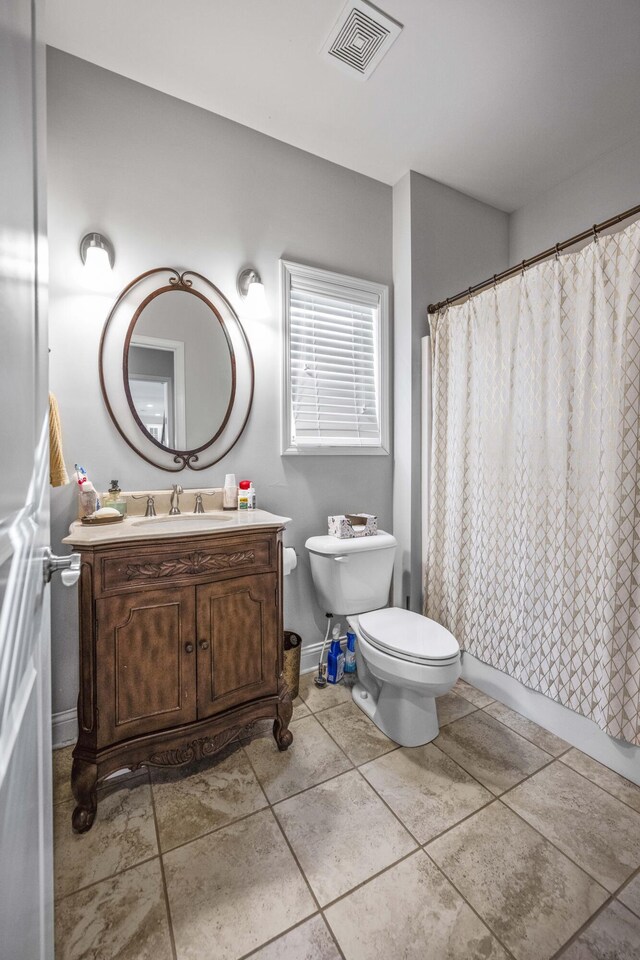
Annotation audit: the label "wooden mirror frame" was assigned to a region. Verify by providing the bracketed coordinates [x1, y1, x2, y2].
[99, 268, 255, 471]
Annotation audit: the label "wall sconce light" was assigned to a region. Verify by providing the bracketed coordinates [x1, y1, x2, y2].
[79, 232, 115, 272]
[237, 266, 268, 319]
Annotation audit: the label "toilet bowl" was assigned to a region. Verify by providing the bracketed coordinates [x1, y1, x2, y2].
[305, 531, 460, 747]
[348, 607, 460, 747]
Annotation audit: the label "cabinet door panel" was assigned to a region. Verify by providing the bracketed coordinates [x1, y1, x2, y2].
[96, 586, 196, 744]
[196, 574, 278, 718]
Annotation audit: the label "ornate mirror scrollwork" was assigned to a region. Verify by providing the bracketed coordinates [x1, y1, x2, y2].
[99, 268, 254, 471]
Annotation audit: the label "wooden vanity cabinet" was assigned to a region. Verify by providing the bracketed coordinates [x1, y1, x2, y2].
[69, 526, 292, 832]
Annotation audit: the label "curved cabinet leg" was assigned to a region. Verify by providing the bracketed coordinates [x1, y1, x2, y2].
[71, 757, 98, 833]
[273, 683, 293, 752]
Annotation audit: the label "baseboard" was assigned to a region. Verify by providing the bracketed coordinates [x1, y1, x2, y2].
[462, 652, 640, 786]
[52, 707, 77, 749]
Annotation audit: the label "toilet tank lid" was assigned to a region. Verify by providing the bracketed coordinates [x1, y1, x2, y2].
[305, 531, 397, 555]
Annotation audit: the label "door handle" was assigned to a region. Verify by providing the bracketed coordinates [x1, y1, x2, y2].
[43, 548, 81, 586]
[185, 642, 194, 653]
[199, 640, 209, 650]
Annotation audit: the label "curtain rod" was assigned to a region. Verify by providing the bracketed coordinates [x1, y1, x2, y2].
[427, 200, 640, 316]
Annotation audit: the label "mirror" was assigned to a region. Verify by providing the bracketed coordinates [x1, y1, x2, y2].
[124, 287, 235, 452]
[100, 269, 254, 471]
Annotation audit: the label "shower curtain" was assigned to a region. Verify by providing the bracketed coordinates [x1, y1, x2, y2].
[425, 219, 640, 745]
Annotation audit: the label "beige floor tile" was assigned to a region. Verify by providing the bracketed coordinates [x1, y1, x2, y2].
[164, 808, 315, 960]
[427, 802, 607, 960]
[436, 691, 478, 726]
[559, 900, 640, 960]
[274, 769, 416, 906]
[560, 748, 640, 813]
[53, 746, 74, 805]
[435, 709, 551, 794]
[298, 673, 353, 713]
[325, 849, 508, 960]
[484, 701, 570, 756]
[54, 858, 172, 960]
[150, 742, 267, 851]
[315, 700, 397, 766]
[453, 678, 495, 707]
[360, 743, 492, 843]
[243, 715, 352, 803]
[619, 872, 640, 918]
[293, 696, 311, 719]
[54, 775, 158, 899]
[247, 915, 341, 960]
[503, 761, 640, 892]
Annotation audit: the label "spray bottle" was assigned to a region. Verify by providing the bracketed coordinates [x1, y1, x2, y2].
[327, 623, 345, 684]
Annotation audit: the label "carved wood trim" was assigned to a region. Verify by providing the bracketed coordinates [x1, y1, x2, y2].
[125, 550, 255, 581]
[145, 727, 241, 766]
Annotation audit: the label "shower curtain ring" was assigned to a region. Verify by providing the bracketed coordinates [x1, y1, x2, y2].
[555, 243, 561, 261]
[592, 223, 600, 243]
[521, 260, 527, 276]
[493, 274, 498, 288]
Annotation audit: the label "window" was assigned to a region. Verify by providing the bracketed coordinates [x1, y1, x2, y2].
[281, 259, 389, 455]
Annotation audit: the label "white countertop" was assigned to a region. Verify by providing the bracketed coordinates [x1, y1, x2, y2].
[62, 509, 292, 547]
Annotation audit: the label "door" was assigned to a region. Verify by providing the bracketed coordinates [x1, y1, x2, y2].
[196, 573, 279, 719]
[96, 587, 197, 744]
[0, 1, 52, 958]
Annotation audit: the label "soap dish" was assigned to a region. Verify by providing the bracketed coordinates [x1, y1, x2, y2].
[81, 514, 125, 526]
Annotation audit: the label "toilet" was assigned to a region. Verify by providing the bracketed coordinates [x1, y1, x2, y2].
[305, 531, 460, 747]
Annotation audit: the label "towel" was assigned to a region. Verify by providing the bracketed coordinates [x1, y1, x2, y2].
[49, 392, 69, 487]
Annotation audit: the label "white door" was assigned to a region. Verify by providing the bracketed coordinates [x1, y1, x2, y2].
[0, 1, 53, 957]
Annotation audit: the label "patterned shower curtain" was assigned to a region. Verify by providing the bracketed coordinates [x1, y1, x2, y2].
[425, 219, 640, 745]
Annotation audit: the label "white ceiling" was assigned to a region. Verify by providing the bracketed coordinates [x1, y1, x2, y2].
[46, 0, 640, 211]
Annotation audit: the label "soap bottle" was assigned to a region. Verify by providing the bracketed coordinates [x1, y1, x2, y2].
[238, 480, 250, 510]
[344, 630, 357, 674]
[105, 480, 127, 516]
[327, 627, 345, 684]
[223, 473, 237, 510]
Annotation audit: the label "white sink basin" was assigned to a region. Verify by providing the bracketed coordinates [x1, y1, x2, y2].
[132, 513, 234, 527]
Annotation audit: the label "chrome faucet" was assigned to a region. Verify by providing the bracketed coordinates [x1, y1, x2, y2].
[132, 494, 156, 517]
[169, 484, 183, 515]
[193, 492, 216, 514]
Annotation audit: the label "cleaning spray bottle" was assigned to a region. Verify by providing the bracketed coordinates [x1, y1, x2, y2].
[344, 630, 357, 675]
[327, 623, 345, 684]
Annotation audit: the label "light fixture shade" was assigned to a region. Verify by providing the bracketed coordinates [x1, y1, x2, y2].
[80, 232, 115, 269]
[237, 266, 269, 319]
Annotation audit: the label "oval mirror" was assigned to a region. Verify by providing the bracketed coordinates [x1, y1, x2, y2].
[124, 286, 235, 453]
[100, 269, 254, 472]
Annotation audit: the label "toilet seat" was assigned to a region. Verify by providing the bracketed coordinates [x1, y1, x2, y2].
[358, 607, 459, 666]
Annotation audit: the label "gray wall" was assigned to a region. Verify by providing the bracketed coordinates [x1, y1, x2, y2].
[47, 49, 393, 723]
[510, 131, 640, 263]
[393, 171, 510, 612]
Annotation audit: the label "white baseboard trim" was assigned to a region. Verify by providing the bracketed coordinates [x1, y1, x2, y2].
[52, 707, 77, 749]
[462, 652, 640, 786]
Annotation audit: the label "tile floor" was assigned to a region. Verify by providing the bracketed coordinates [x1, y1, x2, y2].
[53, 676, 640, 960]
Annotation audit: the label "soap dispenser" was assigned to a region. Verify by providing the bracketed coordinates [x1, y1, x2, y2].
[106, 480, 127, 516]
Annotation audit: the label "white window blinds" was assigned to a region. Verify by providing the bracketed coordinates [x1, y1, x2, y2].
[281, 261, 389, 454]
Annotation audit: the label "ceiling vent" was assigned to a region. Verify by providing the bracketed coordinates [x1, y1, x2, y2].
[322, 0, 403, 80]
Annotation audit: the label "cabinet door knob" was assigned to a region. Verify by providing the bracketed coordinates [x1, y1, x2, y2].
[199, 640, 209, 650]
[185, 642, 194, 653]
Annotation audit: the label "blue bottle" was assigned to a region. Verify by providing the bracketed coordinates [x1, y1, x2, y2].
[327, 638, 345, 684]
[344, 630, 357, 673]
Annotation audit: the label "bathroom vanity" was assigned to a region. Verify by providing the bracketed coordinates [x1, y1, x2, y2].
[63, 509, 292, 832]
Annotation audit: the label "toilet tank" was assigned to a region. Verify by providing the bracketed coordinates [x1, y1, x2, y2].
[305, 532, 397, 615]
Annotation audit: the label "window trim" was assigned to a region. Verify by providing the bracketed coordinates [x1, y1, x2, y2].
[280, 258, 390, 456]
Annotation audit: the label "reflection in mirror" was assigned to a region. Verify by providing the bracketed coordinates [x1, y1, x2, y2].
[126, 288, 234, 452]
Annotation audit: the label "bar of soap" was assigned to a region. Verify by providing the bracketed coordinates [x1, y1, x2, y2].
[95, 507, 121, 518]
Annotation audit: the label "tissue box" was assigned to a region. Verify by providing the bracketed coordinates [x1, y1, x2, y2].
[328, 513, 378, 539]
